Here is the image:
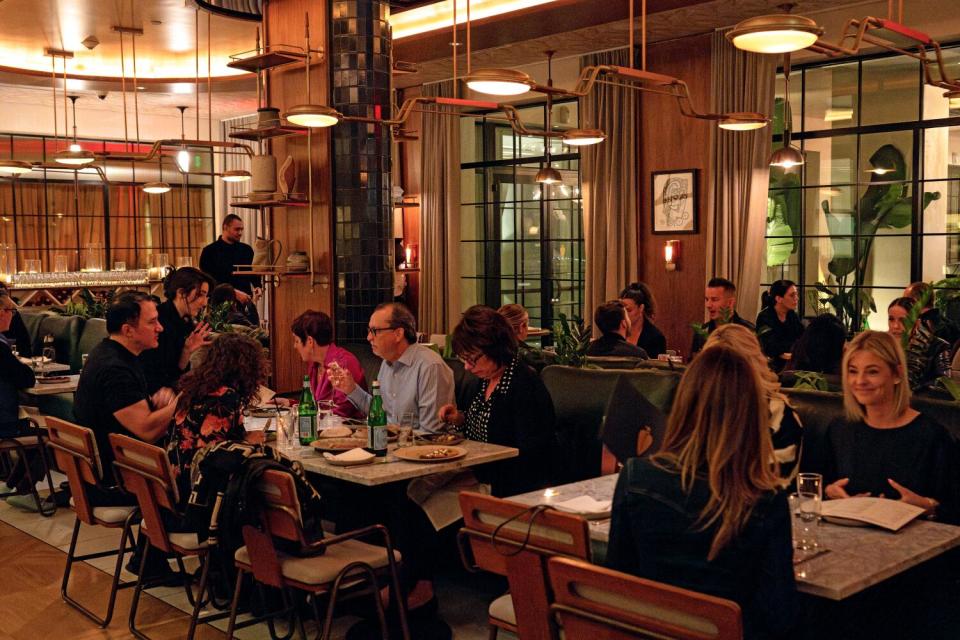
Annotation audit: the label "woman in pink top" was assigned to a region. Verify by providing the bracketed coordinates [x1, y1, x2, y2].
[291, 310, 366, 418]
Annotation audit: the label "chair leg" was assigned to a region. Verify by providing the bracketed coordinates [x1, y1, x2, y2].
[488, 624, 499, 640]
[186, 553, 211, 640]
[176, 555, 199, 607]
[128, 539, 152, 640]
[225, 568, 245, 639]
[99, 511, 137, 627]
[320, 562, 385, 640]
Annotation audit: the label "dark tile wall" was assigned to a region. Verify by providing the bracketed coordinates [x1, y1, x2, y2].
[330, 0, 393, 342]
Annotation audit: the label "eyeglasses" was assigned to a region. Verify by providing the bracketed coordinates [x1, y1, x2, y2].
[367, 325, 396, 336]
[458, 353, 483, 367]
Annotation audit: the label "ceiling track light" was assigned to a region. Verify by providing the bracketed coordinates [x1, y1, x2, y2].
[0, 160, 33, 176]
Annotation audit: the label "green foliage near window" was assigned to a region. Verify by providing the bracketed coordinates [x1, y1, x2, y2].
[933, 276, 960, 325]
[200, 301, 264, 341]
[816, 144, 940, 333]
[551, 313, 591, 367]
[767, 173, 802, 267]
[900, 287, 932, 350]
[55, 288, 114, 320]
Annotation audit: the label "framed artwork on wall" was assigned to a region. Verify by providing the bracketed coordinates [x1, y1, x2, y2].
[651, 169, 698, 234]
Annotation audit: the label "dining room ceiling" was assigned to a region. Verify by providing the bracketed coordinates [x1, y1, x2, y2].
[0, 0, 257, 84]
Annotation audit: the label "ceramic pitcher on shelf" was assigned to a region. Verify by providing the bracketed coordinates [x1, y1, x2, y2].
[252, 238, 282, 267]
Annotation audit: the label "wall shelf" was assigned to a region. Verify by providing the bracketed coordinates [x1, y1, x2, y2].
[227, 48, 307, 73]
[230, 197, 309, 210]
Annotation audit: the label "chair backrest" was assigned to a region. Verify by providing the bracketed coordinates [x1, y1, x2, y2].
[37, 313, 84, 368]
[76, 317, 107, 370]
[109, 434, 179, 553]
[547, 557, 743, 640]
[256, 469, 307, 545]
[458, 492, 591, 640]
[46, 417, 105, 525]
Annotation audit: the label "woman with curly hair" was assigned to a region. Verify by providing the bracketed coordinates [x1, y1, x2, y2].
[167, 332, 267, 477]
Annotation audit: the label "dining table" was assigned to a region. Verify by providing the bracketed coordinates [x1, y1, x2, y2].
[18, 357, 71, 375]
[508, 474, 960, 601]
[23, 373, 79, 396]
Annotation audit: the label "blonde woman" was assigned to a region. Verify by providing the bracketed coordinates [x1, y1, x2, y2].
[824, 331, 958, 523]
[606, 345, 797, 640]
[703, 323, 803, 487]
[497, 303, 551, 372]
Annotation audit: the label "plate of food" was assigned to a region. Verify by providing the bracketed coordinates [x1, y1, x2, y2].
[37, 376, 71, 384]
[250, 407, 289, 418]
[393, 445, 467, 463]
[310, 438, 366, 453]
[316, 425, 353, 439]
[323, 448, 375, 467]
[352, 425, 400, 442]
[417, 432, 465, 446]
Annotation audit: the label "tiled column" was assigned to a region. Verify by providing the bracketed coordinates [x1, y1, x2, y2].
[331, 0, 393, 342]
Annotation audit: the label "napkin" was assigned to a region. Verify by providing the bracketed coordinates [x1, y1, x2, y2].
[550, 495, 612, 516]
[323, 447, 374, 462]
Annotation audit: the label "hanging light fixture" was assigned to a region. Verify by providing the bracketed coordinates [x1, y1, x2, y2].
[562, 128, 606, 146]
[770, 53, 803, 169]
[55, 95, 96, 165]
[283, 18, 342, 128]
[175, 106, 191, 172]
[465, 68, 533, 96]
[221, 169, 251, 182]
[718, 112, 770, 131]
[142, 181, 172, 194]
[728, 9, 823, 54]
[536, 51, 562, 185]
[0, 160, 32, 176]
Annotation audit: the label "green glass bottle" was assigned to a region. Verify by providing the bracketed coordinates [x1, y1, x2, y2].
[298, 375, 318, 446]
[367, 380, 388, 457]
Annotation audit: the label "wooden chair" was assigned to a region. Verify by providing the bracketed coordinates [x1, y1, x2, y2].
[225, 468, 410, 640]
[457, 491, 591, 640]
[0, 415, 57, 515]
[109, 433, 228, 640]
[547, 557, 743, 640]
[46, 418, 138, 626]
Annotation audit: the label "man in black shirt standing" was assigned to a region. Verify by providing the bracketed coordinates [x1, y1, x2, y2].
[74, 292, 178, 492]
[199, 214, 259, 305]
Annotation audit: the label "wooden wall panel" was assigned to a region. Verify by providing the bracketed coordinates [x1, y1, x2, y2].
[638, 33, 711, 357]
[265, 0, 334, 392]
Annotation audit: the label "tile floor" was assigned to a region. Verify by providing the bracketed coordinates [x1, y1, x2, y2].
[0, 472, 512, 639]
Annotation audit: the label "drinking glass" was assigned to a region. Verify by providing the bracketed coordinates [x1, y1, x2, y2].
[24, 259, 41, 274]
[397, 412, 415, 448]
[54, 254, 69, 273]
[317, 399, 334, 430]
[797, 473, 823, 503]
[795, 491, 821, 550]
[176, 256, 193, 268]
[113, 261, 127, 271]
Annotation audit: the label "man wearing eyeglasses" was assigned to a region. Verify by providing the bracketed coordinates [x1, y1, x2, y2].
[330, 302, 453, 434]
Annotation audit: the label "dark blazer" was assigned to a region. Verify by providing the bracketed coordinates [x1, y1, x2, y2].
[607, 458, 798, 640]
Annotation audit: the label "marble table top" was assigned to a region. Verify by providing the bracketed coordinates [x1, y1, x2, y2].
[508, 474, 960, 601]
[24, 374, 79, 396]
[18, 358, 71, 374]
[281, 440, 519, 487]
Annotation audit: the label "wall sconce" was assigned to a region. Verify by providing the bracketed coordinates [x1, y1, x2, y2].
[664, 240, 679, 271]
[402, 243, 418, 270]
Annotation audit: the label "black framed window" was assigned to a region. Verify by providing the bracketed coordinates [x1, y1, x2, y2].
[766, 44, 960, 333]
[460, 99, 584, 330]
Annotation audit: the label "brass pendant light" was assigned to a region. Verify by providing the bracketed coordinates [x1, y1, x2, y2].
[536, 51, 561, 185]
[55, 96, 96, 166]
[769, 53, 803, 169]
[728, 4, 822, 55]
[284, 16, 342, 128]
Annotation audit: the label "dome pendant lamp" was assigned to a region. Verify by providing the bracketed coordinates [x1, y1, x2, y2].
[769, 53, 803, 169]
[728, 5, 823, 55]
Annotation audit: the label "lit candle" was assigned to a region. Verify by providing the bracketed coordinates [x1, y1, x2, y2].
[404, 245, 413, 268]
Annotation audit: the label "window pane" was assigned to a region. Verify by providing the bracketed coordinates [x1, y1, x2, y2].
[922, 235, 960, 281]
[802, 62, 858, 132]
[918, 180, 959, 236]
[856, 181, 913, 235]
[861, 56, 919, 126]
[863, 235, 912, 287]
[922, 126, 960, 181]
[774, 72, 802, 133]
[804, 235, 857, 288]
[923, 45, 960, 120]
[859, 130, 913, 182]
[803, 135, 857, 185]
[805, 185, 856, 235]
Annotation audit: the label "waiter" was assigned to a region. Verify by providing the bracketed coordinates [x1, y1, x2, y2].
[199, 214, 260, 304]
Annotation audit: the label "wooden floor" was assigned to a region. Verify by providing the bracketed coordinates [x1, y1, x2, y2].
[0, 517, 226, 639]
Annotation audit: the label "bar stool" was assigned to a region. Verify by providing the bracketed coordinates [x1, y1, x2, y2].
[225, 469, 410, 640]
[46, 417, 138, 626]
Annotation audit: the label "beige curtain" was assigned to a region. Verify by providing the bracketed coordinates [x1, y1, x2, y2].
[418, 81, 461, 334]
[707, 30, 776, 322]
[580, 49, 639, 328]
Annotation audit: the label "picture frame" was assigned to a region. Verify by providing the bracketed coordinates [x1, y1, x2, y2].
[651, 169, 698, 234]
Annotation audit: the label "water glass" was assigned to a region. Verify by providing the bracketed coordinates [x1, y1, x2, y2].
[176, 256, 193, 268]
[113, 261, 127, 271]
[279, 406, 298, 452]
[797, 473, 823, 502]
[24, 259, 41, 274]
[397, 412, 415, 448]
[795, 491, 821, 550]
[53, 254, 69, 273]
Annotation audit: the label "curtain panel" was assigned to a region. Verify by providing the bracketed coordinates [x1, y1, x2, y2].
[579, 49, 639, 332]
[418, 81, 461, 334]
[707, 30, 776, 322]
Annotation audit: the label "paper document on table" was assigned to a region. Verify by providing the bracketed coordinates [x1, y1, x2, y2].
[550, 496, 612, 519]
[254, 386, 276, 406]
[821, 497, 925, 531]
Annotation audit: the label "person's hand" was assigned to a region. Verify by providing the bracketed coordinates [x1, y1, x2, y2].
[235, 289, 251, 304]
[887, 478, 937, 512]
[824, 478, 870, 499]
[184, 321, 212, 354]
[151, 387, 177, 409]
[781, 352, 792, 361]
[438, 403, 462, 426]
[327, 364, 357, 395]
[252, 287, 263, 304]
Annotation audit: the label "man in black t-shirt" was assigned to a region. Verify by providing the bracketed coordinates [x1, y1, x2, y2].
[199, 214, 260, 304]
[74, 292, 179, 491]
[587, 301, 649, 358]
